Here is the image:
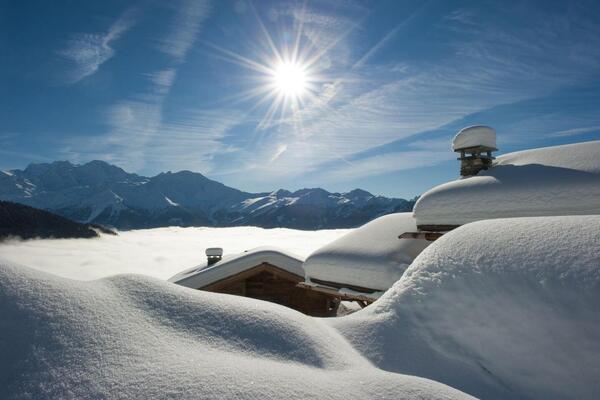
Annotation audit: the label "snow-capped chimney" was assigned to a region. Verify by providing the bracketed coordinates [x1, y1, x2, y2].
[452, 125, 498, 176]
[206, 248, 223, 266]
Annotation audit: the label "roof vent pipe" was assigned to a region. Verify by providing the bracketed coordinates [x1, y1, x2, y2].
[206, 248, 223, 266]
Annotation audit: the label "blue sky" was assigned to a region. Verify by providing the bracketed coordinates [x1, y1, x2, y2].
[1, 0, 599, 198]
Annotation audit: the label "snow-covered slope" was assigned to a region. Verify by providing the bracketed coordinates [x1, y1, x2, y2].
[0, 160, 413, 230]
[1, 215, 597, 399]
[414, 140, 600, 228]
[333, 215, 600, 400]
[0, 261, 472, 400]
[304, 213, 431, 291]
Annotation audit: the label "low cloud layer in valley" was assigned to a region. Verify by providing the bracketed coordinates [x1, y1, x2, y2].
[0, 227, 349, 280]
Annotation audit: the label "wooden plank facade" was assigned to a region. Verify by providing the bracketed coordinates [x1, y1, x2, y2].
[201, 262, 339, 317]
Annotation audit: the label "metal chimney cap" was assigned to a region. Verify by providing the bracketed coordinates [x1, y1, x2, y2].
[205, 247, 223, 257]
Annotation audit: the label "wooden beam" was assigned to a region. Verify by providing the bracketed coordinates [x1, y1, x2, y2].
[297, 282, 377, 304]
[399, 231, 444, 241]
[415, 224, 460, 232]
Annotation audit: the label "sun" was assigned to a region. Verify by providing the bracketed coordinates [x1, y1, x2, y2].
[203, 5, 331, 128]
[271, 61, 307, 98]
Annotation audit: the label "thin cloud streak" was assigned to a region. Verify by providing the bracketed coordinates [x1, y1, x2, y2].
[157, 0, 211, 61]
[144, 68, 177, 94]
[351, 1, 428, 70]
[66, 0, 216, 172]
[62, 101, 245, 174]
[549, 126, 600, 138]
[233, 3, 600, 184]
[316, 150, 456, 183]
[58, 7, 138, 84]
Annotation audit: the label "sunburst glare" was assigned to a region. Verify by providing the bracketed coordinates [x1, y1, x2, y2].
[271, 61, 307, 98]
[202, 4, 335, 131]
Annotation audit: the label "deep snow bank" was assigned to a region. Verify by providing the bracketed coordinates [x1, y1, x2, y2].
[0, 261, 471, 400]
[332, 215, 600, 400]
[414, 140, 600, 227]
[304, 213, 430, 291]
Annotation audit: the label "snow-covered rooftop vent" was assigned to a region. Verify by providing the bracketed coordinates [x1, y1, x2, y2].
[205, 247, 223, 266]
[452, 125, 498, 176]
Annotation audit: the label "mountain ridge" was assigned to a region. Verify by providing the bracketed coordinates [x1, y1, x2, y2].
[0, 160, 415, 230]
[0, 200, 117, 240]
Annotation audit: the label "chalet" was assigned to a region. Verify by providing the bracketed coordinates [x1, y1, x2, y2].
[301, 212, 432, 305]
[169, 247, 340, 317]
[413, 131, 600, 232]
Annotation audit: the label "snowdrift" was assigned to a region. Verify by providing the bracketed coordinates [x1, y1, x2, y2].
[332, 215, 600, 400]
[414, 141, 600, 227]
[303, 212, 430, 291]
[0, 260, 471, 400]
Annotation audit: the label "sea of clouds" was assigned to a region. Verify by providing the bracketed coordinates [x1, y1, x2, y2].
[0, 227, 350, 280]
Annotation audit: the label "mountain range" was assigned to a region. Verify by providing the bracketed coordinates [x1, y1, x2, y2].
[0, 160, 415, 230]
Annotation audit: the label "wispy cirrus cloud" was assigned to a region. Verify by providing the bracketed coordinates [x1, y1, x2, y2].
[62, 0, 219, 172]
[144, 68, 177, 94]
[232, 1, 600, 186]
[316, 150, 456, 183]
[549, 126, 600, 138]
[157, 0, 211, 61]
[58, 7, 138, 84]
[61, 96, 245, 174]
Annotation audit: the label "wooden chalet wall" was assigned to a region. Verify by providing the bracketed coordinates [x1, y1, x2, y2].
[201, 262, 339, 317]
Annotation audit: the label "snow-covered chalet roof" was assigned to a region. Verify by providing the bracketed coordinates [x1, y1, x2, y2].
[334, 215, 600, 399]
[452, 125, 497, 151]
[168, 246, 305, 289]
[303, 213, 431, 292]
[414, 140, 600, 228]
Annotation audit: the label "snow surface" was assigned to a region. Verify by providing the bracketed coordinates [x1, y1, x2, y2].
[304, 213, 431, 291]
[0, 261, 473, 400]
[1, 215, 597, 399]
[170, 246, 304, 288]
[415, 140, 600, 227]
[0, 227, 349, 280]
[164, 196, 179, 206]
[452, 125, 497, 151]
[333, 215, 600, 400]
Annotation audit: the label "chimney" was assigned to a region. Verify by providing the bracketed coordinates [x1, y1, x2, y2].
[452, 125, 498, 176]
[206, 248, 223, 266]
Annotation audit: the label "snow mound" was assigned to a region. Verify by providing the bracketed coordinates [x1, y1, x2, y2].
[452, 125, 497, 151]
[0, 261, 472, 400]
[169, 246, 304, 288]
[415, 140, 600, 227]
[332, 215, 600, 400]
[304, 213, 431, 291]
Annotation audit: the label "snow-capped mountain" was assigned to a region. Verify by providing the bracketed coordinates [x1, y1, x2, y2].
[0, 161, 414, 230]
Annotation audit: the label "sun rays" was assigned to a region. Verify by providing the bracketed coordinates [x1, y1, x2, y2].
[201, 4, 332, 131]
